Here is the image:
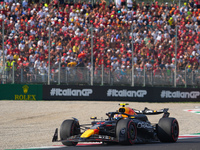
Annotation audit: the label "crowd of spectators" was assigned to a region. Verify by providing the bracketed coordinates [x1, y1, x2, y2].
[0, 0, 200, 83]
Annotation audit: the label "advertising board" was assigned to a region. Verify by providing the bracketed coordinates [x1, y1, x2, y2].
[0, 84, 43, 100]
[43, 85, 200, 102]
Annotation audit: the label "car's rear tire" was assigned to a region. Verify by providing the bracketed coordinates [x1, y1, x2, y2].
[116, 119, 137, 145]
[60, 119, 80, 146]
[157, 118, 179, 143]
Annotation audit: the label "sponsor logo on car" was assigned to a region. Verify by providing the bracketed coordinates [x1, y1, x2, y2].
[107, 89, 147, 97]
[99, 135, 113, 140]
[50, 88, 93, 96]
[160, 90, 200, 99]
[137, 122, 152, 129]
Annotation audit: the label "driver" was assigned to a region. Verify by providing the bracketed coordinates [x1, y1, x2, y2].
[113, 114, 122, 119]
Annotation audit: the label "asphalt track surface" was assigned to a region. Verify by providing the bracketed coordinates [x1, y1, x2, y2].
[32, 137, 200, 150]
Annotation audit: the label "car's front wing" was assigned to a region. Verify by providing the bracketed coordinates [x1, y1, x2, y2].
[52, 128, 118, 143]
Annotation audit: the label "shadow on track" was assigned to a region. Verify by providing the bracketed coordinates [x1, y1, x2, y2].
[38, 138, 200, 150]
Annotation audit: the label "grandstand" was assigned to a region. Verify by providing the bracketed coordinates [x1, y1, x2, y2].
[0, 0, 200, 87]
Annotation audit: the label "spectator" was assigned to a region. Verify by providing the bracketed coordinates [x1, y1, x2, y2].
[115, 0, 121, 8]
[127, 0, 133, 10]
[0, 0, 199, 85]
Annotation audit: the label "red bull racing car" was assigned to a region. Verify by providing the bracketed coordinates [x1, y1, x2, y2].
[52, 103, 179, 146]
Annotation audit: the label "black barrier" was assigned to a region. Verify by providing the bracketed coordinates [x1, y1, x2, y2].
[153, 88, 200, 102]
[43, 85, 200, 102]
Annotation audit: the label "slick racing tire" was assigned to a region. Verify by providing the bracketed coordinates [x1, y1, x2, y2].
[116, 119, 137, 145]
[157, 118, 179, 143]
[60, 119, 80, 146]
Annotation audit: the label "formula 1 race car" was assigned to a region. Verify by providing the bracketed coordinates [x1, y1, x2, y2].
[52, 103, 179, 146]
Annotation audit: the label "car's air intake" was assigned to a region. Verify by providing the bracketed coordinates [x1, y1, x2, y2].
[119, 108, 126, 113]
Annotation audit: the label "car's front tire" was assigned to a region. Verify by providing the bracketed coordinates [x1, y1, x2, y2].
[60, 119, 80, 146]
[116, 119, 137, 145]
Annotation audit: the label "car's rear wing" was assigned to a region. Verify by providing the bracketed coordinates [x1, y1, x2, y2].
[133, 107, 170, 118]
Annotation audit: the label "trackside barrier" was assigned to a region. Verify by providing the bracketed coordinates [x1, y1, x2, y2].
[43, 85, 200, 102]
[1, 84, 199, 102]
[0, 84, 43, 100]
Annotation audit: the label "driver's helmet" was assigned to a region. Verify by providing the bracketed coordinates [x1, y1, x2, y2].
[113, 114, 122, 119]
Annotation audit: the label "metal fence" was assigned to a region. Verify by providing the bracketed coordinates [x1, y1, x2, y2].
[1, 66, 200, 87]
